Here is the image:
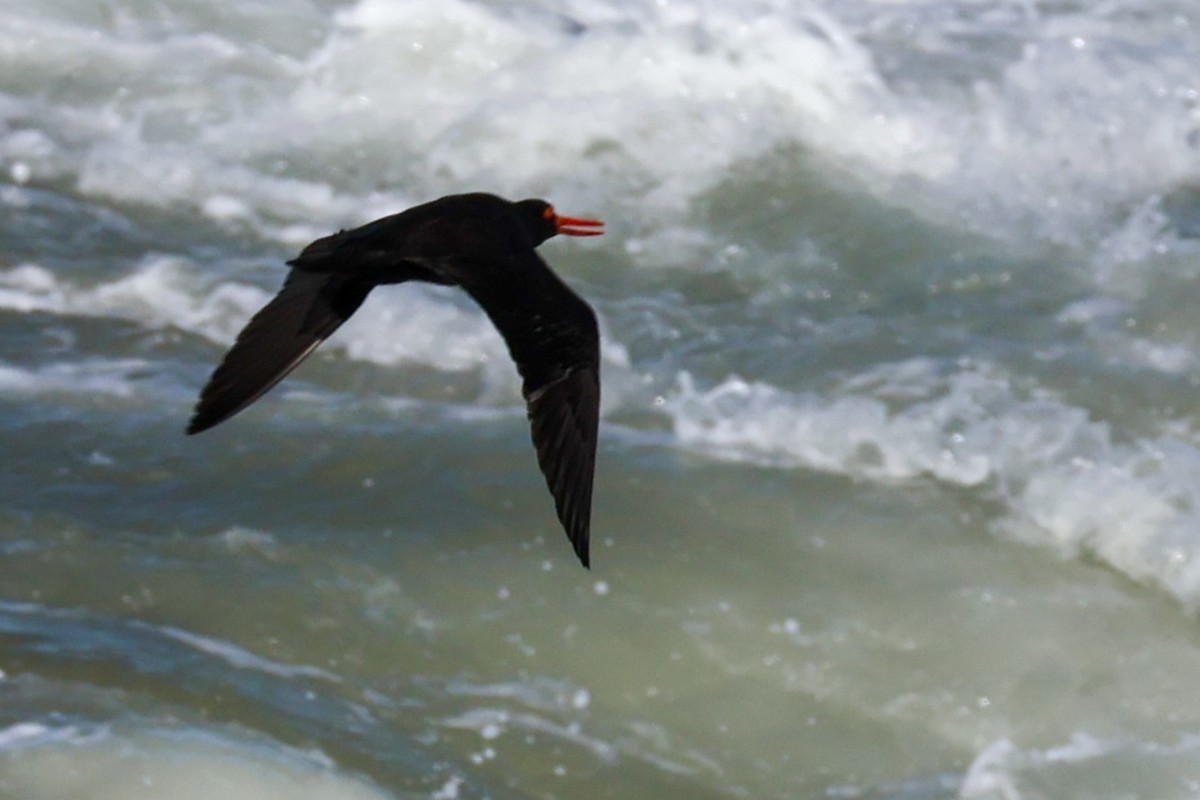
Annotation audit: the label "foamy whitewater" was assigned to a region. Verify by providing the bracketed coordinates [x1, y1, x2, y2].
[3, 0, 1200, 798]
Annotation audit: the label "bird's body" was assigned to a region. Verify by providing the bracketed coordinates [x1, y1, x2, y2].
[187, 192, 605, 567]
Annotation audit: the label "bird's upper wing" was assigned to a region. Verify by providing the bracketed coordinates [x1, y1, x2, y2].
[187, 270, 372, 434]
[463, 253, 601, 567]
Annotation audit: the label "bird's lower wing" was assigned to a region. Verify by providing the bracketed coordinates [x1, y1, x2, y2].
[525, 366, 600, 568]
[187, 271, 371, 434]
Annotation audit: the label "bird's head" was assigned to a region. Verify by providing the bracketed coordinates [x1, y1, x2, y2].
[515, 199, 604, 246]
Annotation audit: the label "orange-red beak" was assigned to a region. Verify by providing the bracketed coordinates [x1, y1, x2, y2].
[555, 214, 605, 237]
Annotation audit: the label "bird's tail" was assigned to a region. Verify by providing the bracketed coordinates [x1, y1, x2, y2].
[187, 271, 371, 434]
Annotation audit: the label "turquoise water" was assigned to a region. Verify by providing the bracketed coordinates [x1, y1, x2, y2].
[3, 1, 1200, 797]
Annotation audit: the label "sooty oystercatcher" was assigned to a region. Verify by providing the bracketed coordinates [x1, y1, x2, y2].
[187, 192, 605, 567]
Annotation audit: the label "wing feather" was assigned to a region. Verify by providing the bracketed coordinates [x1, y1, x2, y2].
[187, 271, 371, 434]
[526, 368, 600, 567]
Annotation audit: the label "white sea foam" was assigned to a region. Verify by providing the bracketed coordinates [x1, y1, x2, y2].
[0, 259, 494, 366]
[961, 733, 1200, 800]
[340, 285, 519, 382]
[0, 260, 266, 344]
[0, 724, 393, 800]
[0, 359, 150, 399]
[149, 624, 342, 683]
[0, 261, 628, 404]
[665, 359, 1200, 608]
[4, 0, 1195, 258]
[0, 722, 75, 751]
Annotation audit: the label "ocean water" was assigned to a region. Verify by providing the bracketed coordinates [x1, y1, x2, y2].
[2, 0, 1200, 797]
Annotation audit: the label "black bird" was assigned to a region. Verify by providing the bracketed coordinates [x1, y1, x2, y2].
[187, 192, 605, 567]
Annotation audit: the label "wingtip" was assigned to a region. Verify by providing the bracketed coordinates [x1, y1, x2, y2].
[187, 401, 233, 434]
[572, 534, 591, 569]
[185, 409, 217, 435]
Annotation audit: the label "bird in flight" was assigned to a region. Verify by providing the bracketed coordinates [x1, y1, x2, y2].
[187, 192, 605, 567]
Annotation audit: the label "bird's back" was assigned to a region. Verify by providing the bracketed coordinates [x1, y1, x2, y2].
[288, 193, 530, 278]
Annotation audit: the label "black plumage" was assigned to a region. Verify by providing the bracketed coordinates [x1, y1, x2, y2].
[187, 192, 604, 567]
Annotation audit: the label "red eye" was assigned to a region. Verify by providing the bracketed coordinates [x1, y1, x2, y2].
[542, 205, 556, 221]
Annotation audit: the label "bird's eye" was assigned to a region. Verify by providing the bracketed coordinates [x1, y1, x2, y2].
[542, 205, 556, 221]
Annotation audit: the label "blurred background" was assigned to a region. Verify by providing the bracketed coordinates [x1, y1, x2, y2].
[2, 0, 1200, 797]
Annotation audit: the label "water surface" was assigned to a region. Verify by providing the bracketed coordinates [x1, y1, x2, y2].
[3, 1, 1200, 797]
